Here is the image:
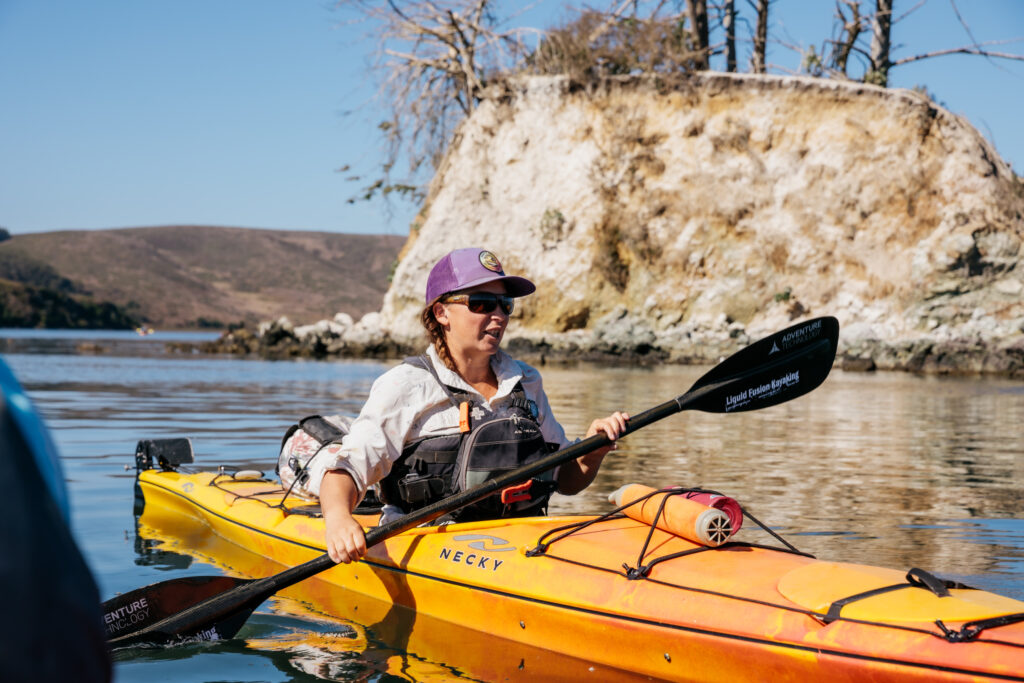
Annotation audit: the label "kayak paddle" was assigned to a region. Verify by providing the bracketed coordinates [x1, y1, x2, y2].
[104, 315, 839, 648]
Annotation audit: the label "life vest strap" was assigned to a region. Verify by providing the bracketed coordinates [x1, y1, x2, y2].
[406, 449, 458, 465]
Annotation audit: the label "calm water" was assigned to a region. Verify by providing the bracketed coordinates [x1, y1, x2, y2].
[3, 329, 1024, 681]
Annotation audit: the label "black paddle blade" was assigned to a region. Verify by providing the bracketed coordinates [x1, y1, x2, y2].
[103, 574, 253, 648]
[108, 603, 259, 649]
[681, 316, 839, 414]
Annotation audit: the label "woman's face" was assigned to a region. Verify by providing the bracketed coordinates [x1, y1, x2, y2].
[434, 280, 510, 359]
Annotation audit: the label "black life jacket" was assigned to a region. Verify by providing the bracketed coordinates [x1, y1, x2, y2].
[378, 355, 558, 522]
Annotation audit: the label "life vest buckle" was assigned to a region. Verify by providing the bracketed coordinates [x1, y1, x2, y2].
[501, 480, 533, 505]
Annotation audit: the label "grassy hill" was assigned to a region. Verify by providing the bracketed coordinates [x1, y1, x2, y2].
[0, 226, 405, 328]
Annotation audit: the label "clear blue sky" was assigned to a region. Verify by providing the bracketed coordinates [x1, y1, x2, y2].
[1, 0, 1022, 236]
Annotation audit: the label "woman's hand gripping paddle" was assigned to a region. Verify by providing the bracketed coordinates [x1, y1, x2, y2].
[104, 316, 839, 649]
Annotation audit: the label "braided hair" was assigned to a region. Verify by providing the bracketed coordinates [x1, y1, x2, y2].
[421, 302, 457, 372]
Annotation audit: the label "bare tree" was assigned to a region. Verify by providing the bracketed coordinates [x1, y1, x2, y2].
[335, 0, 535, 201]
[867, 0, 892, 84]
[828, 0, 864, 76]
[815, 0, 1023, 87]
[884, 0, 1024, 80]
[722, 0, 737, 72]
[686, 0, 710, 69]
[749, 0, 770, 73]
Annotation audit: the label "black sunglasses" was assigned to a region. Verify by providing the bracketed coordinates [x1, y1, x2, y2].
[441, 292, 515, 315]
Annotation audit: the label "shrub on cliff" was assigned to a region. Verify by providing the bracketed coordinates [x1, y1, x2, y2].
[525, 11, 704, 80]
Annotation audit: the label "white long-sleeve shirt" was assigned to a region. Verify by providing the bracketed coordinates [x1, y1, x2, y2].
[293, 346, 571, 499]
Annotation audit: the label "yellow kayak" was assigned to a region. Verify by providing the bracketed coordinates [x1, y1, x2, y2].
[132, 466, 1024, 682]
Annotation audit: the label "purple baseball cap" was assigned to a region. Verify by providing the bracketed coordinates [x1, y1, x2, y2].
[425, 248, 536, 304]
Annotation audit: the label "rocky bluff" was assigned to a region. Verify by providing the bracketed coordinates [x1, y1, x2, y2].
[216, 73, 1024, 375]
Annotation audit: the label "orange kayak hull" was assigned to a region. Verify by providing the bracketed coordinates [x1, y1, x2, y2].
[135, 469, 1024, 682]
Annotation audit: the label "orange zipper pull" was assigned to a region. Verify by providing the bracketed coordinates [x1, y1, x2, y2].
[459, 401, 471, 433]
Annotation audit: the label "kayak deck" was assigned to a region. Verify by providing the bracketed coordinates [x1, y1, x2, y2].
[135, 467, 1024, 682]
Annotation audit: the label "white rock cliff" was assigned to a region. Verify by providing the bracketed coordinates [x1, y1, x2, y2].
[373, 73, 1023, 373]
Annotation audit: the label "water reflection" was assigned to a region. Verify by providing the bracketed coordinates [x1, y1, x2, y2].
[133, 532, 194, 571]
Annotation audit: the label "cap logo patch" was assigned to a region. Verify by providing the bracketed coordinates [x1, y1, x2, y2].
[478, 250, 503, 273]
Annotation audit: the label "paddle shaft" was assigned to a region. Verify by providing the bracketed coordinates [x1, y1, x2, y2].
[233, 362, 791, 592]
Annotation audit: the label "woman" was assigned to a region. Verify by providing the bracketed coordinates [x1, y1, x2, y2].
[316, 247, 628, 564]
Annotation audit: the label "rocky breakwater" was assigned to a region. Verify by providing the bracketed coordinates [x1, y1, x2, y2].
[203, 73, 1024, 376]
[198, 313, 403, 359]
